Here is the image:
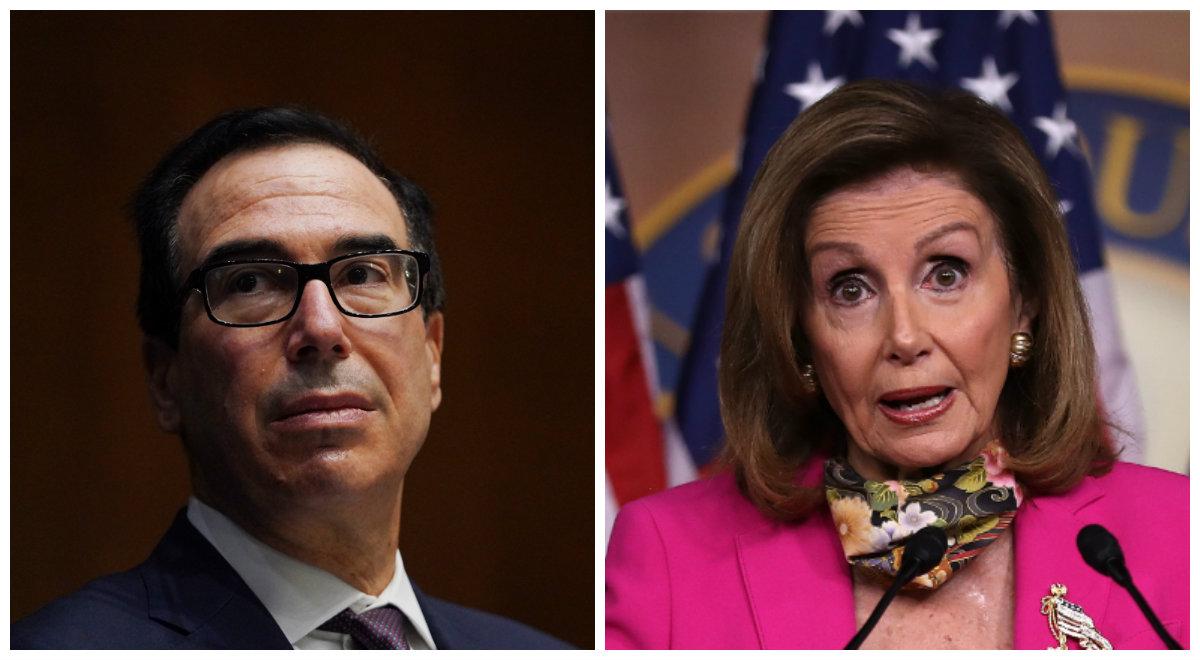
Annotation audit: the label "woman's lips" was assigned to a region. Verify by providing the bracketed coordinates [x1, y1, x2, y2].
[877, 387, 955, 425]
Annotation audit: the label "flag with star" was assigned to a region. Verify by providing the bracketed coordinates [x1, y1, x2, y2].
[675, 10, 1144, 470]
[605, 129, 698, 536]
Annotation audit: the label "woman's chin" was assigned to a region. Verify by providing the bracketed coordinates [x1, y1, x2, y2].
[902, 449, 975, 474]
[852, 434, 983, 480]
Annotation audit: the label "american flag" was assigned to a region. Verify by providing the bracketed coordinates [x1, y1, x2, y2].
[605, 129, 696, 537]
[671, 10, 1144, 477]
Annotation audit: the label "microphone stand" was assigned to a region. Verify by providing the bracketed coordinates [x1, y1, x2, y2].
[844, 567, 909, 650]
[844, 526, 947, 650]
[1076, 524, 1182, 650]
[1104, 559, 1181, 650]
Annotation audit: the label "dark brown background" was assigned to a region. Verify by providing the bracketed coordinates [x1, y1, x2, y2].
[11, 11, 594, 648]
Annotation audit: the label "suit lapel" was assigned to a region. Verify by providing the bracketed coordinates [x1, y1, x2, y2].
[413, 584, 479, 650]
[141, 511, 291, 649]
[735, 508, 856, 649]
[1013, 481, 1112, 649]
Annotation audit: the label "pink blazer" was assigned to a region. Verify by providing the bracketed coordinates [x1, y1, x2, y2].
[606, 461, 1188, 649]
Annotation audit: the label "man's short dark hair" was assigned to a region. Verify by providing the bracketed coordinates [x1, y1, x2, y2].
[132, 105, 445, 347]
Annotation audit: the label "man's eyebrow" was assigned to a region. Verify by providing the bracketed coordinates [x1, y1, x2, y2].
[201, 239, 290, 266]
[198, 234, 404, 269]
[333, 234, 401, 254]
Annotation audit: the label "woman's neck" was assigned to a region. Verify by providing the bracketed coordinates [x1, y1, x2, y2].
[852, 532, 1015, 649]
[845, 434, 994, 482]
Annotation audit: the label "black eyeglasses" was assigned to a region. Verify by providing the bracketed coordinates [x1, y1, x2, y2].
[179, 249, 430, 327]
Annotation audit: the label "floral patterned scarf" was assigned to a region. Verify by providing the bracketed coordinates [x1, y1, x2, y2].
[824, 443, 1022, 589]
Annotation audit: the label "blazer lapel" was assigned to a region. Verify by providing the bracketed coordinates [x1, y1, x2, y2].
[142, 510, 291, 649]
[1013, 481, 1112, 650]
[735, 508, 856, 649]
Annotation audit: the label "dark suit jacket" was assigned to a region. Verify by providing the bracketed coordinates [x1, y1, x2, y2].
[12, 511, 573, 649]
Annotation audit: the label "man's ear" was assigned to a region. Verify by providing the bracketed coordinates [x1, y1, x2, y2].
[143, 336, 182, 434]
[425, 312, 444, 411]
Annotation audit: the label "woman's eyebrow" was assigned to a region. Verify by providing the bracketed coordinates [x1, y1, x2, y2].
[807, 240, 864, 260]
[915, 220, 979, 250]
[808, 220, 980, 259]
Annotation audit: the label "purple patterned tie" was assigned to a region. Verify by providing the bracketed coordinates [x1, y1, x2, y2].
[318, 605, 411, 649]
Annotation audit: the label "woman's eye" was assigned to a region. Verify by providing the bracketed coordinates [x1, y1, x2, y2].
[830, 277, 871, 305]
[927, 260, 968, 290]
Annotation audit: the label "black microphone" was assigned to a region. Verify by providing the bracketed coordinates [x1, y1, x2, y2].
[845, 525, 947, 650]
[1076, 524, 1181, 650]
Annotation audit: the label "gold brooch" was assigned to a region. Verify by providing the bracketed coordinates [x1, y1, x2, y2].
[1040, 583, 1112, 650]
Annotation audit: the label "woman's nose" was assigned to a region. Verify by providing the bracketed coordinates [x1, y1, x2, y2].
[883, 291, 931, 365]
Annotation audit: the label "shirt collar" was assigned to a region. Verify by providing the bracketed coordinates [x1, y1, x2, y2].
[186, 496, 435, 648]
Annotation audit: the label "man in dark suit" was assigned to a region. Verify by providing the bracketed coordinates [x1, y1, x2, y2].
[12, 107, 570, 650]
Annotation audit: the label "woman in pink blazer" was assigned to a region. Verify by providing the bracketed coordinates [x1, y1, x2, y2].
[605, 81, 1189, 649]
[606, 460, 1188, 649]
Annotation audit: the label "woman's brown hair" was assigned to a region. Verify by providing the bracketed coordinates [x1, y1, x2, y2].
[719, 79, 1115, 521]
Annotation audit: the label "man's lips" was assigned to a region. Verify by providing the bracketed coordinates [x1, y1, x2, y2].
[271, 392, 376, 427]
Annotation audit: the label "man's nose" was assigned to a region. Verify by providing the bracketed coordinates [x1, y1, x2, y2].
[285, 279, 352, 361]
[883, 289, 932, 365]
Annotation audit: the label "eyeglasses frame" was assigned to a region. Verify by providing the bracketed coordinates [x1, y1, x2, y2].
[178, 249, 431, 328]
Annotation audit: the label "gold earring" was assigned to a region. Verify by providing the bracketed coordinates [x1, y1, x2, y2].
[800, 363, 819, 394]
[1009, 332, 1033, 367]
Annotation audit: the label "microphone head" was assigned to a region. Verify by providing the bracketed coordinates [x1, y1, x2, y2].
[1076, 523, 1128, 582]
[902, 525, 948, 576]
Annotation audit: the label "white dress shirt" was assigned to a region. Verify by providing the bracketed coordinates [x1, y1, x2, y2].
[186, 497, 436, 649]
